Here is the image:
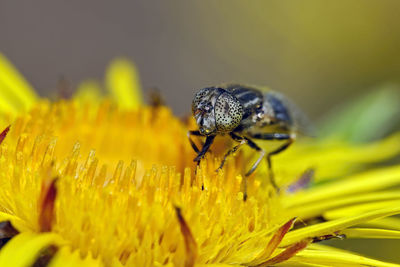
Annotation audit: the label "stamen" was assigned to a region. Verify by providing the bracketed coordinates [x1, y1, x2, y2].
[39, 177, 58, 232]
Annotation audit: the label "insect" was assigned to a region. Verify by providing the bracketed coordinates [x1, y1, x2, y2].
[188, 84, 311, 199]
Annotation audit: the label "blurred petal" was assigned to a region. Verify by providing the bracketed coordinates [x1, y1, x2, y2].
[106, 58, 142, 109]
[0, 53, 37, 114]
[74, 80, 103, 104]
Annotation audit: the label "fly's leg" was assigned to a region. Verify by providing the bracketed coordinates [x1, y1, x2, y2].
[244, 147, 265, 177]
[266, 139, 293, 189]
[193, 135, 216, 163]
[193, 135, 216, 190]
[248, 133, 294, 191]
[216, 133, 246, 172]
[241, 138, 266, 199]
[216, 140, 246, 171]
[225, 133, 265, 201]
[187, 130, 203, 153]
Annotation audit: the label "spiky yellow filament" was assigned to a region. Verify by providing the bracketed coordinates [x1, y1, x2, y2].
[0, 101, 295, 266]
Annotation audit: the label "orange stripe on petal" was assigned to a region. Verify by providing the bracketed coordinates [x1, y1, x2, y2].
[0, 126, 10, 145]
[176, 207, 198, 267]
[255, 238, 311, 267]
[39, 177, 57, 232]
[246, 218, 296, 266]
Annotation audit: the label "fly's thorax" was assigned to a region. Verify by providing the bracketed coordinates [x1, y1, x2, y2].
[264, 92, 294, 128]
[214, 92, 243, 133]
[259, 96, 275, 124]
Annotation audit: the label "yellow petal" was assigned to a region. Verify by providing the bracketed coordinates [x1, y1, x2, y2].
[284, 165, 400, 208]
[106, 58, 142, 109]
[0, 93, 18, 115]
[275, 133, 400, 184]
[286, 191, 400, 220]
[324, 200, 400, 219]
[74, 80, 103, 104]
[362, 217, 400, 231]
[277, 263, 329, 267]
[306, 243, 350, 253]
[341, 228, 400, 239]
[280, 205, 400, 247]
[0, 212, 31, 232]
[195, 265, 243, 267]
[0, 232, 62, 267]
[0, 53, 37, 113]
[286, 248, 400, 267]
[49, 247, 104, 267]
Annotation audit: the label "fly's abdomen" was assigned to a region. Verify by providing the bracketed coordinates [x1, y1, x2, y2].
[264, 91, 316, 136]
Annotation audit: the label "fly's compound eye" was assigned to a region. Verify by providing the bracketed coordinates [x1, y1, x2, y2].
[215, 93, 243, 132]
[192, 87, 213, 114]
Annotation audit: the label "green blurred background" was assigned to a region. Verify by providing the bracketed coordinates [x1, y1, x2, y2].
[1, 0, 400, 263]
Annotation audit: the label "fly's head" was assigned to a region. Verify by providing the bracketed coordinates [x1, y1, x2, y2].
[192, 87, 219, 135]
[192, 87, 243, 135]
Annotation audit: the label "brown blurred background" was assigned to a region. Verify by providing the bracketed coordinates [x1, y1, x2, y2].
[1, 0, 400, 263]
[2, 0, 400, 119]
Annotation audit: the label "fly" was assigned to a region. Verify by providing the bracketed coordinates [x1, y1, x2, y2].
[188, 84, 312, 200]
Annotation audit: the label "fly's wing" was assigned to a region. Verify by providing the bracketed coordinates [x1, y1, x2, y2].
[264, 90, 316, 137]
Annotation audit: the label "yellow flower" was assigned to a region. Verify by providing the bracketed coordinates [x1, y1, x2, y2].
[0, 53, 400, 267]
